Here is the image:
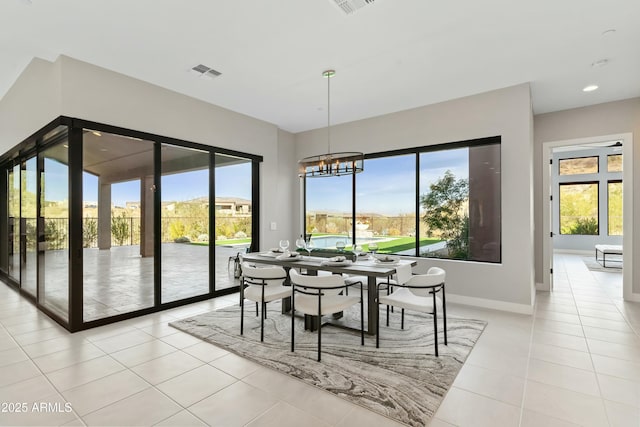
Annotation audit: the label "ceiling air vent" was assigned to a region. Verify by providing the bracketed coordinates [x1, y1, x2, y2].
[332, 0, 376, 15]
[190, 64, 222, 79]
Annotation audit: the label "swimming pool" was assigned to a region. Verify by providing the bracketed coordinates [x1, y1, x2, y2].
[309, 235, 386, 249]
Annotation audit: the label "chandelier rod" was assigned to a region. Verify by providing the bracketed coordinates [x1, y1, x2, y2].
[327, 70, 331, 154]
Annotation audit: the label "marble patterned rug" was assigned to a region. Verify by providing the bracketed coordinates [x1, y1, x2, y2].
[169, 303, 486, 427]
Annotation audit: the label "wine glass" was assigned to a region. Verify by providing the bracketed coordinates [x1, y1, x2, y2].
[279, 239, 289, 253]
[295, 237, 306, 257]
[335, 239, 346, 253]
[368, 242, 378, 255]
[354, 244, 363, 257]
[305, 239, 315, 257]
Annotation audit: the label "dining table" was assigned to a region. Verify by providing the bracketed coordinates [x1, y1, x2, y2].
[241, 251, 417, 335]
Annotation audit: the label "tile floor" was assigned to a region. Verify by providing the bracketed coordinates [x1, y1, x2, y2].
[0, 253, 638, 426]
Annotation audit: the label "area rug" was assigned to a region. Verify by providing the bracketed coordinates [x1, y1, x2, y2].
[169, 303, 486, 427]
[583, 256, 622, 272]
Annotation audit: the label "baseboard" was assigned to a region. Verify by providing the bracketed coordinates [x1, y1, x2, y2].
[625, 292, 640, 303]
[446, 293, 534, 315]
[553, 249, 592, 255]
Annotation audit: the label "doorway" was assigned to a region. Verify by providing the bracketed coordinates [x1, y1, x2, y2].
[542, 133, 634, 300]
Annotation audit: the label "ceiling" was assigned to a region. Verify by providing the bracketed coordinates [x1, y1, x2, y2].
[1, 0, 639, 133]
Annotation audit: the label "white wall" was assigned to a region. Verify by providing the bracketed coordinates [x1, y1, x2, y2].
[0, 55, 297, 250]
[534, 98, 640, 295]
[295, 84, 536, 312]
[0, 58, 61, 152]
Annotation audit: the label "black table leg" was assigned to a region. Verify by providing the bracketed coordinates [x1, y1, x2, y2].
[367, 276, 377, 335]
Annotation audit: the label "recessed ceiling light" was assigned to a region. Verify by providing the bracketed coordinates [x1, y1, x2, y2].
[583, 85, 599, 92]
[92, 131, 102, 137]
[591, 59, 609, 68]
[63, 144, 69, 148]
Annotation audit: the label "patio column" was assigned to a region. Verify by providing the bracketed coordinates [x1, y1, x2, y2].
[140, 175, 154, 257]
[97, 180, 111, 250]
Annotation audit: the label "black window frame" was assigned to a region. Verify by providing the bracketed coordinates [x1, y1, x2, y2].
[558, 181, 600, 235]
[302, 135, 502, 263]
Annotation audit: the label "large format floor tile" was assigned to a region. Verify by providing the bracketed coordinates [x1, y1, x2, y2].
[0, 252, 637, 426]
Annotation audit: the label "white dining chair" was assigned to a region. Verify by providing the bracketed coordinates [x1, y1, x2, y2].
[289, 269, 364, 361]
[376, 266, 447, 356]
[377, 263, 414, 319]
[240, 262, 290, 342]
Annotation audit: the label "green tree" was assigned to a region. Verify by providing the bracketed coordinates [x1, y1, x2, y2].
[570, 217, 598, 235]
[111, 212, 130, 246]
[45, 219, 67, 250]
[169, 219, 186, 241]
[83, 218, 98, 248]
[421, 170, 469, 259]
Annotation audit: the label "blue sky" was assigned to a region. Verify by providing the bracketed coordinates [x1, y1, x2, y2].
[42, 159, 252, 207]
[41, 149, 468, 216]
[306, 148, 469, 215]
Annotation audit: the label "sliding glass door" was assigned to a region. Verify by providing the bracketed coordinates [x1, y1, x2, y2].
[1, 116, 262, 331]
[214, 154, 253, 291]
[39, 139, 70, 320]
[8, 164, 20, 282]
[161, 144, 210, 303]
[82, 130, 155, 322]
[21, 157, 37, 297]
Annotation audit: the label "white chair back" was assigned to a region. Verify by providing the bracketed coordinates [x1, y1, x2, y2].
[405, 266, 445, 297]
[289, 269, 344, 296]
[242, 262, 286, 286]
[394, 264, 413, 286]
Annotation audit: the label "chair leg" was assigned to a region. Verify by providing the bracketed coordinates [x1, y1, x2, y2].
[260, 301, 264, 342]
[376, 288, 380, 348]
[317, 314, 322, 362]
[240, 298, 244, 335]
[401, 309, 405, 329]
[433, 292, 439, 357]
[255, 302, 258, 316]
[317, 295, 322, 362]
[291, 294, 295, 352]
[386, 304, 390, 326]
[442, 287, 448, 346]
[360, 283, 364, 346]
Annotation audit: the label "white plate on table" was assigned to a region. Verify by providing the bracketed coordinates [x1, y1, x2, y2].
[373, 255, 400, 266]
[374, 259, 400, 267]
[321, 256, 352, 266]
[260, 251, 280, 258]
[276, 253, 302, 261]
[321, 260, 352, 267]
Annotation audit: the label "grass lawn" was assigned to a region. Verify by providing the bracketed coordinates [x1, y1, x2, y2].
[189, 235, 440, 254]
[189, 238, 252, 246]
[348, 236, 441, 254]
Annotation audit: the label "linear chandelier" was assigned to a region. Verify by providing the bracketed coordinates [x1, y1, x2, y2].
[298, 70, 364, 178]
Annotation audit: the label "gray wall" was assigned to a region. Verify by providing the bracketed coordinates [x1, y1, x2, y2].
[534, 97, 640, 294]
[295, 84, 536, 311]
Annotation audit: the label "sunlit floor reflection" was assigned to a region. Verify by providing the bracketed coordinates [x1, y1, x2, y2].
[21, 243, 244, 322]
